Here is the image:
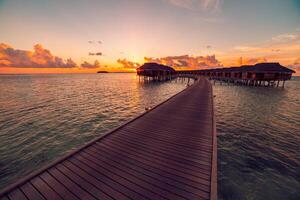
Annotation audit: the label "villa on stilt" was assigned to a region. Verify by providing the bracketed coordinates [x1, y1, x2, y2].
[176, 63, 295, 87]
[137, 62, 176, 81]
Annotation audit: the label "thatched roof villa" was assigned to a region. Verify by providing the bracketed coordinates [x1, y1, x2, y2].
[177, 62, 295, 81]
[136, 63, 176, 81]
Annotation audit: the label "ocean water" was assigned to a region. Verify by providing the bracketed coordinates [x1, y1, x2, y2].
[0, 73, 188, 190]
[0, 73, 299, 200]
[214, 77, 300, 200]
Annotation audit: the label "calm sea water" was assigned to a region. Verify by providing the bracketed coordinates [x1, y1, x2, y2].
[215, 77, 300, 200]
[0, 74, 299, 199]
[0, 73, 188, 190]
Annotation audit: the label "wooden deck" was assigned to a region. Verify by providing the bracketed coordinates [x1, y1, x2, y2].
[0, 78, 217, 200]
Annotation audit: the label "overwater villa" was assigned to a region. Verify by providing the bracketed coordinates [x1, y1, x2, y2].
[177, 62, 295, 87]
[137, 63, 176, 81]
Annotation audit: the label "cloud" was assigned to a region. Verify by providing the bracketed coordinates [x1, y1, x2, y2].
[238, 57, 267, 65]
[294, 58, 300, 65]
[165, 0, 222, 12]
[272, 34, 299, 42]
[234, 46, 263, 52]
[292, 58, 300, 68]
[117, 59, 140, 69]
[144, 54, 222, 69]
[290, 58, 300, 72]
[88, 40, 102, 44]
[80, 60, 101, 69]
[89, 52, 103, 56]
[271, 49, 280, 52]
[0, 43, 77, 68]
[234, 45, 283, 53]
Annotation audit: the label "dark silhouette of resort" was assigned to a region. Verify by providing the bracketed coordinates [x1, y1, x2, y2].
[137, 63, 176, 81]
[137, 62, 295, 87]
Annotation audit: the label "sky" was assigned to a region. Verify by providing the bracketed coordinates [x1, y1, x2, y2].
[0, 0, 300, 74]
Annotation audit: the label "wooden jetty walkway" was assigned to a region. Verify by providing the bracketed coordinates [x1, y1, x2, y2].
[0, 78, 217, 200]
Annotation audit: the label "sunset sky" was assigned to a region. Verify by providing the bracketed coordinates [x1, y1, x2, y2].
[0, 0, 300, 74]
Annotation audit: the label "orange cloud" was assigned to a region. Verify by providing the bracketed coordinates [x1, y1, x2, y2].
[0, 43, 77, 68]
[117, 59, 140, 69]
[144, 54, 222, 69]
[289, 58, 300, 73]
[89, 52, 103, 56]
[81, 60, 101, 69]
[238, 57, 268, 65]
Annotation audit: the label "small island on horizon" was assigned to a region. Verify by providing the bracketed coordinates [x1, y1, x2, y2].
[97, 71, 109, 73]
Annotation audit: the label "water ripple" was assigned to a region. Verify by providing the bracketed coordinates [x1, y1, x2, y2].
[215, 77, 300, 200]
[0, 73, 188, 189]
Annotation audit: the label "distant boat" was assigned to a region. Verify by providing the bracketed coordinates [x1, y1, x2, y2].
[97, 71, 109, 73]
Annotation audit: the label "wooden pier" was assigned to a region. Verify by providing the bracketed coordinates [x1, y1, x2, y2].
[0, 78, 217, 200]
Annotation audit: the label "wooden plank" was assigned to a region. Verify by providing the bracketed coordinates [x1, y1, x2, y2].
[88, 144, 210, 182]
[119, 126, 213, 143]
[20, 182, 45, 200]
[105, 134, 212, 166]
[74, 153, 205, 199]
[60, 160, 128, 200]
[30, 177, 62, 200]
[111, 127, 213, 149]
[108, 129, 212, 161]
[127, 116, 212, 126]
[7, 188, 27, 200]
[39, 171, 80, 200]
[63, 156, 148, 200]
[65, 157, 162, 199]
[124, 126, 212, 140]
[91, 142, 209, 177]
[70, 153, 186, 200]
[82, 148, 210, 199]
[123, 118, 213, 134]
[0, 196, 9, 200]
[89, 144, 211, 194]
[72, 150, 182, 199]
[97, 142, 212, 175]
[109, 134, 212, 154]
[97, 142, 212, 177]
[47, 167, 97, 200]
